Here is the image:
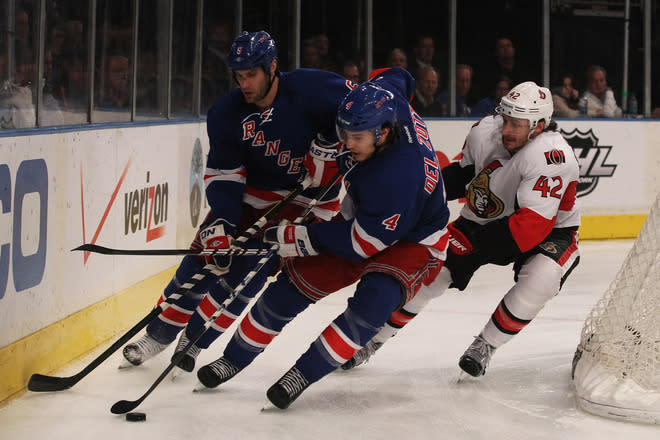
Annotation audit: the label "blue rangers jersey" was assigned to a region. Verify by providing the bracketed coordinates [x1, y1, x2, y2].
[204, 69, 357, 225]
[308, 67, 451, 261]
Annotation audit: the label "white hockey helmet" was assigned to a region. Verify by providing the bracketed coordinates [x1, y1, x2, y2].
[497, 81, 553, 131]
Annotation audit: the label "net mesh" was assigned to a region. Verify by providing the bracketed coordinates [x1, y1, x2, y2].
[574, 193, 660, 423]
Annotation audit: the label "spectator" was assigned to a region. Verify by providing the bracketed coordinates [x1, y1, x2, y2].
[301, 38, 322, 69]
[471, 74, 512, 117]
[411, 66, 444, 117]
[1, 48, 35, 129]
[436, 64, 474, 117]
[581, 65, 622, 118]
[552, 73, 580, 118]
[95, 55, 130, 108]
[15, 7, 32, 50]
[59, 47, 88, 109]
[136, 51, 159, 110]
[408, 34, 441, 80]
[41, 49, 65, 126]
[341, 60, 360, 83]
[313, 33, 336, 71]
[202, 22, 233, 99]
[475, 37, 536, 99]
[386, 48, 408, 70]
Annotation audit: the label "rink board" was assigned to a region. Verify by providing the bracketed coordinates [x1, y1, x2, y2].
[1, 118, 659, 404]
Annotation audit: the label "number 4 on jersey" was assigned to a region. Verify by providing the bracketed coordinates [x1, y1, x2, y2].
[382, 214, 401, 231]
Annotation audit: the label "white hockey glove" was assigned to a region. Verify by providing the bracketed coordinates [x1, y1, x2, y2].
[196, 218, 236, 271]
[304, 138, 339, 187]
[264, 224, 319, 257]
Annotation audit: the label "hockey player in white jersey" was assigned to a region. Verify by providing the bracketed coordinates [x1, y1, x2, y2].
[343, 81, 581, 378]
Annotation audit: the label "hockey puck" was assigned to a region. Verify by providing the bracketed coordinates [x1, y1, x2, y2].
[125, 412, 146, 422]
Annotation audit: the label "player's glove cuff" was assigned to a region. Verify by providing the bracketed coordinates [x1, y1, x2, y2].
[447, 221, 475, 255]
[264, 224, 319, 258]
[197, 218, 237, 271]
[304, 138, 339, 187]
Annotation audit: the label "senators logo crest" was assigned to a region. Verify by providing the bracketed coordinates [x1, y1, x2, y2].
[539, 241, 558, 254]
[466, 161, 505, 219]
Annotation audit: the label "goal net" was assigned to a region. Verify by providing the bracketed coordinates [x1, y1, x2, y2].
[572, 193, 660, 424]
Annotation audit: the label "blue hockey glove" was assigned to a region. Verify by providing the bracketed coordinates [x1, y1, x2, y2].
[264, 224, 319, 257]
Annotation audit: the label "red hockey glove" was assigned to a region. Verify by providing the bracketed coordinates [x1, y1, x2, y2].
[264, 224, 319, 257]
[304, 138, 339, 187]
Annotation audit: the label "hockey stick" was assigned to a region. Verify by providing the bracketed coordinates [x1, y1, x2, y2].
[71, 175, 313, 257]
[27, 265, 224, 392]
[110, 171, 343, 414]
[72, 244, 273, 257]
[27, 177, 314, 392]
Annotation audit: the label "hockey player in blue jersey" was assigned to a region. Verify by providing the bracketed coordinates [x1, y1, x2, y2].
[192, 67, 451, 410]
[121, 31, 356, 371]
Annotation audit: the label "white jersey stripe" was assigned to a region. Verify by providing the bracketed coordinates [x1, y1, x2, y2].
[204, 166, 247, 190]
[351, 220, 387, 259]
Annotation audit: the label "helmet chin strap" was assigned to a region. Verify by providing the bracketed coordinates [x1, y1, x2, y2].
[526, 119, 545, 141]
[263, 66, 279, 99]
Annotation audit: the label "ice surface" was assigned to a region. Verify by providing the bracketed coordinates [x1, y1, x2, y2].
[2, 240, 658, 439]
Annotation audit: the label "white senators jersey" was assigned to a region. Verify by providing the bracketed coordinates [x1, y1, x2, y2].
[459, 115, 580, 252]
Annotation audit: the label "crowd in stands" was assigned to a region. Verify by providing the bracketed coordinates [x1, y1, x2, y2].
[306, 32, 644, 120]
[2, 6, 658, 131]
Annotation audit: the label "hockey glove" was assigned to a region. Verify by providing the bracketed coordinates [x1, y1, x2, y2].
[194, 218, 237, 271]
[472, 216, 522, 264]
[447, 220, 476, 255]
[264, 224, 319, 257]
[304, 138, 339, 187]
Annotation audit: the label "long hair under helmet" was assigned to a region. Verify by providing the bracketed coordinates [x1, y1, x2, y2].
[336, 82, 397, 150]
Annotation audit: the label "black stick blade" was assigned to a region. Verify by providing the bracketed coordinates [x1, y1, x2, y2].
[72, 244, 113, 253]
[111, 399, 140, 414]
[27, 374, 74, 392]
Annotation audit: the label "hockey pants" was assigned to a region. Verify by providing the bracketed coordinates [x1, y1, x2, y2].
[223, 271, 404, 383]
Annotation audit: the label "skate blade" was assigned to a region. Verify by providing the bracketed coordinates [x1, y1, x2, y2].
[260, 399, 278, 412]
[192, 381, 209, 392]
[457, 370, 471, 383]
[117, 359, 136, 370]
[171, 366, 191, 381]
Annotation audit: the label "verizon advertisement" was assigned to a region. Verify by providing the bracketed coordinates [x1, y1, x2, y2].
[0, 124, 207, 347]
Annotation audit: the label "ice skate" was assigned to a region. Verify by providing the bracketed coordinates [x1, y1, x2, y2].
[341, 340, 383, 370]
[265, 366, 310, 410]
[458, 334, 496, 378]
[170, 333, 201, 373]
[194, 356, 241, 390]
[120, 334, 169, 368]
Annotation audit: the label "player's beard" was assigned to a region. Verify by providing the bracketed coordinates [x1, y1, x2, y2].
[241, 78, 269, 104]
[242, 85, 267, 104]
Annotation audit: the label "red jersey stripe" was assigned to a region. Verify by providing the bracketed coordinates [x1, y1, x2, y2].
[320, 324, 358, 361]
[509, 208, 555, 253]
[239, 312, 278, 346]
